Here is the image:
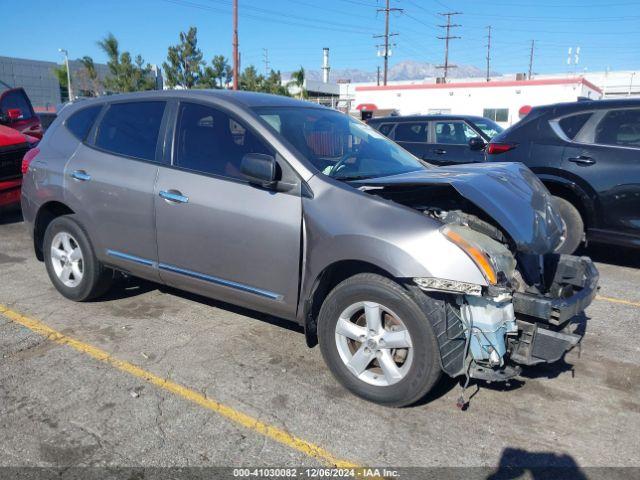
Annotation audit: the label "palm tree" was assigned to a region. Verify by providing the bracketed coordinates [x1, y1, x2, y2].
[288, 67, 307, 99]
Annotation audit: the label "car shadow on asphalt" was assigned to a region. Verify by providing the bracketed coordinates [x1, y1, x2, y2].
[486, 447, 588, 480]
[579, 243, 640, 269]
[102, 274, 304, 335]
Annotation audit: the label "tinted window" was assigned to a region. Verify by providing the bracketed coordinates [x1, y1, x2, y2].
[174, 102, 271, 180]
[473, 119, 503, 139]
[95, 102, 165, 161]
[66, 105, 102, 141]
[394, 122, 427, 142]
[1, 90, 33, 120]
[435, 121, 478, 145]
[483, 108, 509, 123]
[377, 123, 395, 137]
[595, 109, 640, 147]
[559, 112, 592, 140]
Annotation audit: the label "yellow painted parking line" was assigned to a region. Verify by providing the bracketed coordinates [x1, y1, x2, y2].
[0, 303, 358, 469]
[596, 295, 640, 308]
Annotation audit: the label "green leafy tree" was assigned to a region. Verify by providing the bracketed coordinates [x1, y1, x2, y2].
[264, 70, 289, 96]
[240, 65, 265, 92]
[200, 55, 231, 89]
[287, 66, 307, 99]
[162, 27, 204, 89]
[52, 63, 69, 102]
[77, 56, 101, 96]
[97, 33, 155, 92]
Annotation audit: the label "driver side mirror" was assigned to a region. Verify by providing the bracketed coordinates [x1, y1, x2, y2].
[7, 108, 23, 122]
[468, 136, 486, 151]
[241, 153, 278, 188]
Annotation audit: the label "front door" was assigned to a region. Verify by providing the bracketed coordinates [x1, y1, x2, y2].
[427, 120, 482, 165]
[154, 101, 302, 318]
[562, 107, 640, 237]
[64, 100, 167, 280]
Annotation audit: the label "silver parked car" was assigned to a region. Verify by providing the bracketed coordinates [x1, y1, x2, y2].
[21, 91, 598, 407]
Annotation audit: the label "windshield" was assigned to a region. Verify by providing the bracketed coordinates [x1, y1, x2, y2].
[253, 106, 427, 180]
[474, 118, 503, 139]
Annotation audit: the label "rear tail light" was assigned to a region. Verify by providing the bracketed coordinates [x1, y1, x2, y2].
[21, 147, 40, 175]
[486, 142, 517, 155]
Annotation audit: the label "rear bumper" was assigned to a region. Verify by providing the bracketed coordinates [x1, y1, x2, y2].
[0, 179, 22, 207]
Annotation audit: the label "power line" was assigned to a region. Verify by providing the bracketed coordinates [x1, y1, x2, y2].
[436, 11, 462, 82]
[374, 0, 402, 85]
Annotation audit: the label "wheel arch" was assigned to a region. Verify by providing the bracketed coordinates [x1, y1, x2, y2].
[33, 201, 75, 261]
[300, 260, 396, 348]
[539, 176, 595, 228]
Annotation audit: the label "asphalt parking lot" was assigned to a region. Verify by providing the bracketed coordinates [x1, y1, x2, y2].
[1, 208, 639, 475]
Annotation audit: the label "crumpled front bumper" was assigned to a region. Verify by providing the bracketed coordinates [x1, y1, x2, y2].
[508, 255, 599, 366]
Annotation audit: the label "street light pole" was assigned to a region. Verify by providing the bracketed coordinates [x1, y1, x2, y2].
[58, 49, 72, 101]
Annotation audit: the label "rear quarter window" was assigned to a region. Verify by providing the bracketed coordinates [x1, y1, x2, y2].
[558, 112, 592, 140]
[94, 101, 166, 161]
[65, 105, 103, 141]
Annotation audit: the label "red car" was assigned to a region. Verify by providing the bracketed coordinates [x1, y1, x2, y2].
[0, 88, 43, 139]
[0, 124, 38, 208]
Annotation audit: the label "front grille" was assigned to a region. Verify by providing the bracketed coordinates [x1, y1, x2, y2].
[0, 144, 29, 182]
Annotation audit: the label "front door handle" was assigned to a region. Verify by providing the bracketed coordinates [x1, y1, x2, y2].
[71, 170, 91, 181]
[568, 155, 596, 166]
[434, 148, 447, 155]
[159, 189, 189, 204]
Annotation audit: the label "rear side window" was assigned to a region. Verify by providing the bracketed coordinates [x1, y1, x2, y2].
[174, 102, 271, 180]
[66, 105, 102, 141]
[95, 101, 165, 161]
[1, 90, 34, 120]
[377, 123, 395, 137]
[558, 112, 592, 140]
[394, 122, 427, 142]
[595, 109, 640, 147]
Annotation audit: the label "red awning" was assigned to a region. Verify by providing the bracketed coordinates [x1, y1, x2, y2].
[356, 103, 378, 111]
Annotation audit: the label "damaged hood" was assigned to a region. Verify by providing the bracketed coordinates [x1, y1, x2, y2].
[354, 162, 564, 254]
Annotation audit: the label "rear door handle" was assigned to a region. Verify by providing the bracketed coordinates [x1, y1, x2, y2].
[159, 189, 189, 204]
[434, 148, 447, 154]
[568, 155, 596, 166]
[71, 170, 91, 181]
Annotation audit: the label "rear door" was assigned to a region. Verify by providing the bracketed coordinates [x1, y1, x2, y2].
[426, 120, 481, 165]
[561, 107, 640, 237]
[64, 100, 168, 281]
[392, 121, 429, 159]
[154, 101, 302, 318]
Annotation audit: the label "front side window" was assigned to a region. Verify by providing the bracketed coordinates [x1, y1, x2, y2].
[595, 109, 640, 148]
[66, 105, 102, 141]
[1, 90, 34, 120]
[558, 112, 592, 140]
[472, 119, 503, 139]
[174, 102, 271, 180]
[253, 106, 427, 180]
[434, 121, 478, 145]
[483, 108, 509, 123]
[95, 101, 165, 161]
[394, 122, 427, 143]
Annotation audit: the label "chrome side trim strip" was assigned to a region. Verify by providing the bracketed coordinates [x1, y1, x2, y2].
[158, 263, 283, 301]
[106, 249, 156, 267]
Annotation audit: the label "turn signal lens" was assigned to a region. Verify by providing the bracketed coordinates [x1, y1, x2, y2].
[442, 227, 498, 285]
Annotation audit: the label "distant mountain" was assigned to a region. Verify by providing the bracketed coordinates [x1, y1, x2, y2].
[286, 60, 492, 83]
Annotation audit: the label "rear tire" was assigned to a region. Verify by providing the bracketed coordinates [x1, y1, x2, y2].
[43, 215, 113, 301]
[318, 273, 441, 407]
[552, 196, 584, 254]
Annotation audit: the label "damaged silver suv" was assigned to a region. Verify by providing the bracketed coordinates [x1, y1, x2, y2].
[21, 91, 598, 407]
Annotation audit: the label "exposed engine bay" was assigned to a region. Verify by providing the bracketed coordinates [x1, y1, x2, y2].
[359, 181, 599, 383]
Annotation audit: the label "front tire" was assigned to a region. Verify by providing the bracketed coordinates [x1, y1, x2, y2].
[318, 273, 441, 407]
[43, 215, 113, 301]
[553, 196, 584, 254]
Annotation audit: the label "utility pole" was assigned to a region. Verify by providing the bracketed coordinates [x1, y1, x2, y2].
[528, 40, 535, 80]
[377, 66, 381, 86]
[485, 26, 492, 82]
[374, 0, 402, 86]
[436, 12, 462, 82]
[262, 48, 270, 75]
[232, 0, 239, 90]
[58, 48, 72, 101]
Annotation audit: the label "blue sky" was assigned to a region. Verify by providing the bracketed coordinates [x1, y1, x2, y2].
[2, 0, 638, 75]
